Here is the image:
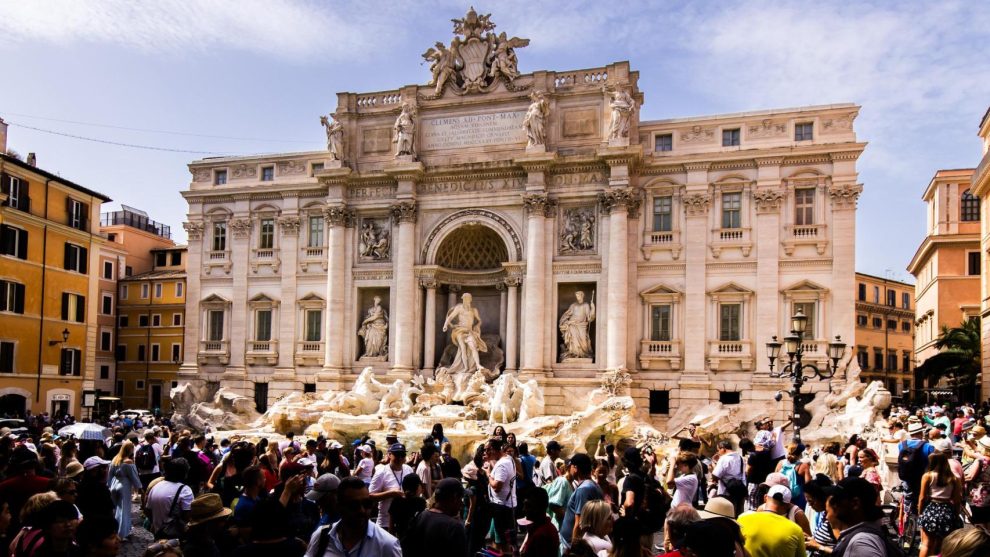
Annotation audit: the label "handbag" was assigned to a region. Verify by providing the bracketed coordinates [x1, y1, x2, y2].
[155, 483, 187, 539]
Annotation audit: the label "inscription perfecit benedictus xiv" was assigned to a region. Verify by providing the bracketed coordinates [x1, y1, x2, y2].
[417, 177, 524, 195]
[421, 111, 527, 151]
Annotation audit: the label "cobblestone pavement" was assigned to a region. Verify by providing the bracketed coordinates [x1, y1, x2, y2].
[119, 500, 155, 557]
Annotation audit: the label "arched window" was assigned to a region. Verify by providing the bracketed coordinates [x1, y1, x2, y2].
[961, 189, 980, 222]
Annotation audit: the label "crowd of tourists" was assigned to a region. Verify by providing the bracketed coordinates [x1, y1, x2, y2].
[0, 401, 989, 556]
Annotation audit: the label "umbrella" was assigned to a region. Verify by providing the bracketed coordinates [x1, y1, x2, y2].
[58, 423, 112, 441]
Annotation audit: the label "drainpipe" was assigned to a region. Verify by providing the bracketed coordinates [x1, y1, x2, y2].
[35, 179, 51, 405]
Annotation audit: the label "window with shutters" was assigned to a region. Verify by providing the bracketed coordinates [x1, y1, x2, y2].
[858, 283, 866, 301]
[100, 294, 112, 315]
[151, 344, 160, 362]
[719, 303, 741, 341]
[887, 352, 898, 371]
[0, 280, 26, 314]
[794, 188, 814, 225]
[213, 222, 227, 251]
[856, 314, 868, 327]
[3, 176, 30, 212]
[857, 349, 868, 370]
[0, 341, 14, 373]
[61, 293, 85, 323]
[60, 348, 81, 376]
[887, 289, 896, 306]
[259, 218, 275, 249]
[903, 351, 912, 371]
[208, 310, 225, 341]
[305, 309, 322, 342]
[874, 349, 883, 370]
[0, 225, 28, 260]
[255, 309, 272, 341]
[67, 199, 87, 230]
[64, 243, 88, 274]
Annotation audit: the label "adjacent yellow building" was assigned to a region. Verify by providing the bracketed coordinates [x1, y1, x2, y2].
[854, 272, 915, 399]
[115, 246, 186, 412]
[0, 145, 111, 417]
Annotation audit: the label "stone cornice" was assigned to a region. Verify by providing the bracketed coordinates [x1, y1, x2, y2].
[597, 144, 643, 168]
[514, 152, 558, 173]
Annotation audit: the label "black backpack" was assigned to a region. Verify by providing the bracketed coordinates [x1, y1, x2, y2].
[897, 441, 928, 484]
[136, 444, 157, 470]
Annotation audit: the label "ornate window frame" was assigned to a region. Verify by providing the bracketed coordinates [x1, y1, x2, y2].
[251, 205, 281, 274]
[641, 179, 683, 260]
[246, 293, 279, 365]
[782, 171, 829, 256]
[198, 293, 231, 365]
[638, 284, 682, 370]
[295, 293, 326, 366]
[781, 279, 830, 366]
[707, 282, 754, 371]
[300, 203, 329, 273]
[203, 209, 232, 275]
[709, 176, 753, 258]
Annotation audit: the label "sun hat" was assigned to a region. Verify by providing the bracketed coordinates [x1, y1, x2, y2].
[907, 422, 925, 435]
[83, 456, 111, 470]
[187, 493, 232, 527]
[296, 457, 315, 468]
[761, 472, 790, 489]
[768, 484, 792, 504]
[328, 440, 343, 450]
[697, 497, 736, 520]
[978, 435, 990, 451]
[357, 445, 372, 455]
[932, 438, 953, 453]
[305, 473, 341, 502]
[63, 461, 85, 479]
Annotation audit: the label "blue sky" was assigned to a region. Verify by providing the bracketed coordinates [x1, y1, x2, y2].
[1, 0, 988, 281]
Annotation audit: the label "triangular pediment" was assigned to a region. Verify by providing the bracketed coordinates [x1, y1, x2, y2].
[708, 281, 753, 295]
[781, 279, 827, 293]
[299, 292, 324, 302]
[249, 293, 276, 303]
[640, 284, 682, 297]
[201, 293, 230, 304]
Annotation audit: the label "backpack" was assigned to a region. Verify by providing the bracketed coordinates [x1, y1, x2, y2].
[897, 441, 928, 484]
[136, 444, 157, 470]
[780, 461, 801, 499]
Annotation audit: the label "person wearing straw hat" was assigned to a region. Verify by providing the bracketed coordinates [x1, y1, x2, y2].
[964, 434, 990, 527]
[181, 493, 232, 557]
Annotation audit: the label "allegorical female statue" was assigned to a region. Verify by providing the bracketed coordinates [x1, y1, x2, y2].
[319, 113, 343, 161]
[559, 290, 596, 360]
[358, 296, 389, 359]
[393, 102, 417, 158]
[608, 89, 635, 140]
[523, 90, 549, 148]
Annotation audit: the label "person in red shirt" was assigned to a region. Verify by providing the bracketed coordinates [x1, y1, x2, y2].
[0, 447, 54, 538]
[952, 410, 968, 442]
[519, 485, 559, 557]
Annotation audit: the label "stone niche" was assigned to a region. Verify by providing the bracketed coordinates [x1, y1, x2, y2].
[356, 287, 390, 362]
[556, 282, 599, 364]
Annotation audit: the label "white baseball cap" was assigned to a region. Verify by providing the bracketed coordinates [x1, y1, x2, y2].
[768, 484, 792, 504]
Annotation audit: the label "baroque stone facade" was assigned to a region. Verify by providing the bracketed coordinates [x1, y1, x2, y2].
[178, 11, 864, 425]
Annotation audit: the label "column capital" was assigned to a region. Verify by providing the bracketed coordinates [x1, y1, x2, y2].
[682, 192, 711, 216]
[597, 187, 641, 215]
[389, 200, 418, 224]
[278, 215, 302, 236]
[183, 221, 205, 240]
[828, 183, 863, 210]
[752, 188, 785, 213]
[502, 261, 525, 286]
[229, 218, 252, 238]
[522, 192, 557, 218]
[323, 205, 355, 227]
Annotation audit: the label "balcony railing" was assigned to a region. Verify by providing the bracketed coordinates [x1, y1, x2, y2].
[294, 340, 324, 366]
[708, 339, 754, 370]
[648, 231, 676, 244]
[246, 340, 278, 365]
[201, 340, 227, 352]
[198, 340, 230, 365]
[713, 227, 749, 242]
[248, 340, 276, 352]
[100, 210, 171, 239]
[208, 250, 228, 261]
[301, 246, 324, 259]
[252, 248, 276, 259]
[788, 224, 824, 238]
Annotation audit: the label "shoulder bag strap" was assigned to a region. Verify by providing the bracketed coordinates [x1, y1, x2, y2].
[167, 483, 185, 517]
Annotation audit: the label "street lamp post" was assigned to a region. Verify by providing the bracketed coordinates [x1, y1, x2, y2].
[765, 309, 847, 446]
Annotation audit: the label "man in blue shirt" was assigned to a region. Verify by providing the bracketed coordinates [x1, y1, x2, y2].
[897, 421, 935, 505]
[559, 453, 603, 550]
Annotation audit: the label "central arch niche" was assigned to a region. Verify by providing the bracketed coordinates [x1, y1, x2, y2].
[435, 224, 509, 270]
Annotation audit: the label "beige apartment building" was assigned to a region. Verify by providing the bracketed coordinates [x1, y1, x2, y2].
[973, 108, 990, 402]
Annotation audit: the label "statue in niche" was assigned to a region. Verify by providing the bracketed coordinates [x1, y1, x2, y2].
[559, 208, 596, 253]
[393, 102, 417, 158]
[559, 290, 596, 361]
[319, 113, 344, 161]
[523, 90, 549, 148]
[357, 296, 389, 359]
[359, 220, 390, 260]
[441, 292, 487, 374]
[607, 88, 635, 140]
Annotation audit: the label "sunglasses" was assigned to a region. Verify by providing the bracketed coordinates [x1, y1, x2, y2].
[147, 539, 180, 556]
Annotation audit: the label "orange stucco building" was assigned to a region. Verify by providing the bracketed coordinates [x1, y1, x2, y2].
[854, 272, 915, 399]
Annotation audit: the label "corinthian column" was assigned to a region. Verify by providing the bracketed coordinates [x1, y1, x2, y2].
[599, 188, 639, 372]
[390, 201, 418, 373]
[323, 205, 352, 373]
[520, 193, 556, 375]
[420, 275, 438, 374]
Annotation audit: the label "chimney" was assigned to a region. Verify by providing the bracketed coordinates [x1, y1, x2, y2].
[26, 152, 36, 166]
[0, 117, 7, 154]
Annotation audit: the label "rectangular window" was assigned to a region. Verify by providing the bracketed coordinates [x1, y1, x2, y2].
[125, 266, 132, 276]
[650, 304, 672, 341]
[887, 319, 897, 330]
[173, 313, 182, 326]
[101, 294, 112, 315]
[648, 390, 670, 415]
[137, 345, 146, 361]
[63, 243, 88, 274]
[170, 251, 181, 266]
[5, 176, 29, 212]
[171, 343, 181, 362]
[902, 292, 910, 309]
[719, 303, 741, 341]
[121, 285, 128, 300]
[214, 170, 227, 185]
[887, 289, 896, 306]
[99, 365, 109, 380]
[100, 331, 111, 351]
[138, 314, 149, 327]
[721, 192, 742, 229]
[67, 199, 87, 230]
[873, 350, 883, 370]
[61, 293, 85, 322]
[652, 196, 672, 232]
[902, 352, 911, 372]
[256, 310, 272, 341]
[118, 315, 129, 328]
[259, 218, 275, 249]
[0, 341, 13, 373]
[151, 344, 160, 362]
[155, 283, 163, 298]
[902, 321, 911, 333]
[873, 286, 879, 303]
[155, 252, 167, 267]
[857, 350, 868, 370]
[308, 217, 324, 248]
[261, 166, 274, 181]
[794, 188, 814, 225]
[872, 317, 882, 329]
[254, 383, 269, 413]
[795, 122, 814, 141]
[304, 383, 316, 394]
[103, 261, 113, 279]
[0, 280, 26, 314]
[136, 380, 145, 390]
[968, 252, 981, 276]
[858, 283, 866, 301]
[60, 348, 81, 375]
[305, 309, 322, 342]
[208, 310, 225, 341]
[654, 133, 673, 152]
[719, 391, 741, 405]
[151, 314, 161, 327]
[175, 282, 183, 298]
[1, 225, 28, 260]
[141, 284, 149, 299]
[722, 128, 740, 146]
[311, 163, 324, 175]
[794, 302, 816, 338]
[856, 314, 868, 327]
[213, 222, 227, 251]
[887, 353, 897, 371]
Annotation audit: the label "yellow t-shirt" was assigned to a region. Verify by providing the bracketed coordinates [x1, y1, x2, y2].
[738, 510, 805, 557]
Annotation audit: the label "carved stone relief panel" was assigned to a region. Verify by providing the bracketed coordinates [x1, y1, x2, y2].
[357, 217, 391, 262]
[679, 125, 716, 144]
[558, 206, 597, 255]
[747, 119, 787, 139]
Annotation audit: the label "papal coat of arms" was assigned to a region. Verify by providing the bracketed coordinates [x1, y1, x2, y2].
[421, 7, 530, 97]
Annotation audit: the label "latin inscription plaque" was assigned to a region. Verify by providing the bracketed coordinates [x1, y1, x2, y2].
[421, 110, 526, 151]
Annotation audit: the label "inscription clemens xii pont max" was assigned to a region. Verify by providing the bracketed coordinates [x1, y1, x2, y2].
[421, 110, 527, 151]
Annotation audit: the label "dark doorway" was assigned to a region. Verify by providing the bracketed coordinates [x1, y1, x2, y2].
[254, 383, 269, 413]
[150, 384, 162, 412]
[0, 394, 27, 417]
